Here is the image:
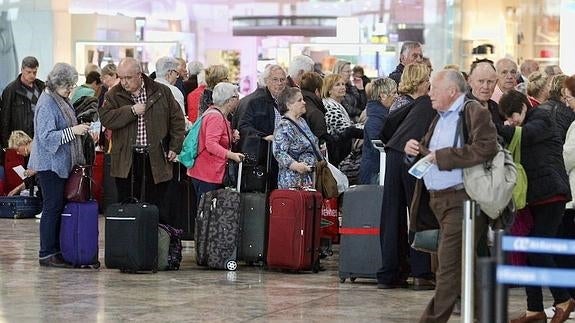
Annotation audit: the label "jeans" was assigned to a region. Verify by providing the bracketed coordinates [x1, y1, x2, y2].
[191, 177, 222, 206]
[526, 201, 570, 312]
[37, 171, 66, 258]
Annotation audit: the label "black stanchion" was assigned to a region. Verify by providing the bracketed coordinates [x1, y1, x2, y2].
[478, 257, 496, 323]
[494, 229, 508, 323]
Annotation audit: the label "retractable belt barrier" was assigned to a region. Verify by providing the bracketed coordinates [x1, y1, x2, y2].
[471, 218, 575, 322]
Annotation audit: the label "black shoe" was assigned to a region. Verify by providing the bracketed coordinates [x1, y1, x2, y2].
[412, 277, 436, 291]
[377, 280, 409, 289]
[39, 254, 72, 268]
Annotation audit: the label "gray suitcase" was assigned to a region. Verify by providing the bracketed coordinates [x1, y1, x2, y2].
[236, 155, 269, 265]
[238, 192, 267, 265]
[338, 185, 384, 282]
[339, 141, 386, 283]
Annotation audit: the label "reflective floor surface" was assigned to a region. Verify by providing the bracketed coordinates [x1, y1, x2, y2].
[0, 217, 557, 322]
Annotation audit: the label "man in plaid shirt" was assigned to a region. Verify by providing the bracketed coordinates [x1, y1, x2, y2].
[100, 57, 185, 224]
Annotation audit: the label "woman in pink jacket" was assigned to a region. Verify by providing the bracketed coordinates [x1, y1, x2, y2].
[187, 82, 244, 204]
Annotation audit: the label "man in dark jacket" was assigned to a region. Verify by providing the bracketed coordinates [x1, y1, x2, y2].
[235, 64, 287, 190]
[388, 41, 423, 86]
[100, 57, 186, 224]
[1, 56, 45, 147]
[466, 59, 504, 132]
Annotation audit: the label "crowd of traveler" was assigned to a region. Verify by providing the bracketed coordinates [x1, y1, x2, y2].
[2, 40, 575, 323]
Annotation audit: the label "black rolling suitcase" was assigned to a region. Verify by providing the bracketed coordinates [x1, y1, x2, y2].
[237, 156, 269, 265]
[105, 145, 159, 273]
[339, 143, 386, 282]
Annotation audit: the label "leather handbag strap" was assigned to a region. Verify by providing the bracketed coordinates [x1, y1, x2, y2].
[282, 117, 323, 161]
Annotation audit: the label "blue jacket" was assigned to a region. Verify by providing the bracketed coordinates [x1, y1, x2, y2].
[359, 100, 389, 184]
[28, 91, 78, 179]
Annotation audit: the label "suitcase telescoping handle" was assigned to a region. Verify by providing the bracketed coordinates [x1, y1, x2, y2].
[131, 144, 149, 202]
[371, 140, 386, 186]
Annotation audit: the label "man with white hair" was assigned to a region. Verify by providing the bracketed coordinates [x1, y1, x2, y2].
[236, 64, 288, 190]
[405, 70, 498, 323]
[287, 55, 315, 88]
[491, 58, 518, 103]
[184, 61, 204, 97]
[155, 56, 185, 116]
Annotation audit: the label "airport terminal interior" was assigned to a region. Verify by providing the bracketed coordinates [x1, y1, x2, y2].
[1, 0, 574, 322]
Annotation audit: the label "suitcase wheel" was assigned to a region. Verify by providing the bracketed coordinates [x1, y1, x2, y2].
[90, 261, 101, 269]
[226, 260, 238, 271]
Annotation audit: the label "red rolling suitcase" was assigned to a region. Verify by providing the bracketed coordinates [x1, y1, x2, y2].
[267, 189, 322, 272]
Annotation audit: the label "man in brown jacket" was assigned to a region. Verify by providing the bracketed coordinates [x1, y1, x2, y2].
[405, 69, 497, 323]
[100, 57, 186, 223]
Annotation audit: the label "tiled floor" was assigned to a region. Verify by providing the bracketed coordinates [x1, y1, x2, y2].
[0, 217, 560, 322]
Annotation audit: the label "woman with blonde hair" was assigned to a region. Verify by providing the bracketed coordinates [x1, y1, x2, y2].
[376, 62, 436, 291]
[199, 65, 229, 116]
[526, 71, 549, 107]
[321, 74, 363, 167]
[333, 60, 367, 122]
[538, 74, 574, 142]
[6, 130, 37, 197]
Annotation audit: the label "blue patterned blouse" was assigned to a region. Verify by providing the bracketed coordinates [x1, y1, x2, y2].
[273, 117, 320, 189]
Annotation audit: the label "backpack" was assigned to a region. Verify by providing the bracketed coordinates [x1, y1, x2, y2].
[178, 110, 218, 168]
[457, 101, 518, 219]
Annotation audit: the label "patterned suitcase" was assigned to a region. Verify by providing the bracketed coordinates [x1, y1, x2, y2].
[267, 189, 322, 272]
[195, 188, 241, 270]
[60, 201, 100, 268]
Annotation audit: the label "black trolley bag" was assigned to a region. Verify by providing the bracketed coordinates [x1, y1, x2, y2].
[237, 141, 271, 265]
[338, 140, 386, 283]
[105, 145, 159, 273]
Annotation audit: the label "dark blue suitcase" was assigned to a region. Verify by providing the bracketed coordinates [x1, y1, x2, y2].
[60, 201, 100, 268]
[0, 196, 42, 219]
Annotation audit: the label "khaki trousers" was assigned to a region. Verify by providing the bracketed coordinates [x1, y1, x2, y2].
[419, 188, 486, 323]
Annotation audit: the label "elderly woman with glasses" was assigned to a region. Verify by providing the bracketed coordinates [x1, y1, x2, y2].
[27, 63, 90, 268]
[187, 82, 244, 205]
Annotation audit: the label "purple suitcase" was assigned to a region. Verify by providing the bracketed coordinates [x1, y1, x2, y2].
[60, 201, 100, 268]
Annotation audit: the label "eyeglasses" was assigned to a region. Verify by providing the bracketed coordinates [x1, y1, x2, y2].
[65, 84, 77, 91]
[270, 77, 287, 84]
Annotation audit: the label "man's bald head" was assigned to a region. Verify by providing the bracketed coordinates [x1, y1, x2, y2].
[520, 59, 539, 78]
[468, 62, 497, 103]
[495, 58, 518, 93]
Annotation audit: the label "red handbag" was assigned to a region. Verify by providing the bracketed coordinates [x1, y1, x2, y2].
[64, 165, 92, 202]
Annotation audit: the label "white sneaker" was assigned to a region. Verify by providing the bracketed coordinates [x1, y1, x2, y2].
[545, 306, 555, 319]
[35, 212, 42, 219]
